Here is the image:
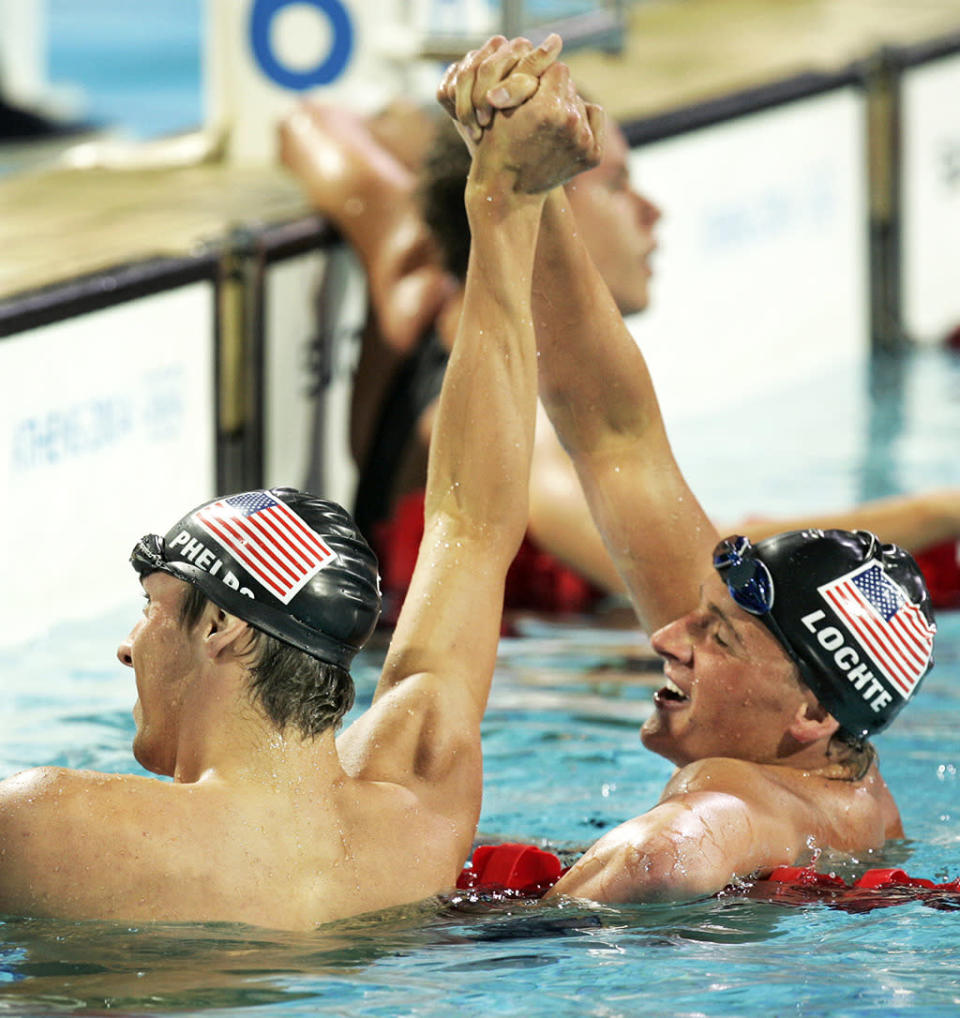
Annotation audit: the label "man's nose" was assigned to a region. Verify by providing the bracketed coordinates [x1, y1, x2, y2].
[117, 630, 135, 668]
[636, 192, 661, 228]
[650, 614, 693, 664]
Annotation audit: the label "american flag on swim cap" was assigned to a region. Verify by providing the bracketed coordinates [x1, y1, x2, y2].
[195, 491, 334, 604]
[819, 562, 936, 697]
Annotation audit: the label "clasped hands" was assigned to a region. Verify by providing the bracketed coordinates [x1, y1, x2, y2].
[437, 34, 605, 195]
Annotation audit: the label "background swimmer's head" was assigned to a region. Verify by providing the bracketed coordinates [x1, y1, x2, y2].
[131, 488, 381, 735]
[562, 118, 660, 315]
[714, 529, 936, 742]
[420, 116, 659, 315]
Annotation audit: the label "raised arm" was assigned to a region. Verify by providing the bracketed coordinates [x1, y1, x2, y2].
[337, 40, 602, 779]
[444, 52, 718, 631]
[530, 189, 719, 632]
[380, 42, 602, 698]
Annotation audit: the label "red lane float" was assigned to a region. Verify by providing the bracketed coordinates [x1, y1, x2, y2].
[456, 845, 960, 912]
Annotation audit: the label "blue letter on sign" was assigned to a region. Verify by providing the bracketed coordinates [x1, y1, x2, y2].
[250, 0, 354, 91]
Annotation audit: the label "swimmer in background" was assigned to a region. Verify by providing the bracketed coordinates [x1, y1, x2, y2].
[279, 67, 960, 617]
[0, 41, 602, 929]
[440, 36, 937, 904]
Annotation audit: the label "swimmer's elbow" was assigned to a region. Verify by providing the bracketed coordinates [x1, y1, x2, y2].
[553, 825, 742, 905]
[616, 841, 728, 903]
[423, 498, 528, 567]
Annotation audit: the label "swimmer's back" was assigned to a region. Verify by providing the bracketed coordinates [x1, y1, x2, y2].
[0, 759, 468, 929]
[0, 672, 481, 930]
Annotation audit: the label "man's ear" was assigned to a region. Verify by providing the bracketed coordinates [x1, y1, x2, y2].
[201, 604, 251, 662]
[788, 698, 839, 746]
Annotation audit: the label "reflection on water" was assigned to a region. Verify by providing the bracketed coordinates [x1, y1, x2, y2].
[0, 893, 792, 1015]
[6, 881, 960, 1015]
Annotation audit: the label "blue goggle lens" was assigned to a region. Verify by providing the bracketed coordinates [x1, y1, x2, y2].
[713, 536, 775, 616]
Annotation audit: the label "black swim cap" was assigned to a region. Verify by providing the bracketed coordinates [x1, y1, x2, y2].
[714, 530, 936, 739]
[130, 488, 381, 670]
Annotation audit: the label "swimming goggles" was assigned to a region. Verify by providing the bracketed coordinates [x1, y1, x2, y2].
[130, 533, 166, 575]
[713, 535, 804, 667]
[713, 535, 774, 616]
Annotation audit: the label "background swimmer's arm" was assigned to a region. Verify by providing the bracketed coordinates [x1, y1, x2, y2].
[724, 487, 960, 552]
[532, 190, 718, 632]
[279, 103, 451, 354]
[527, 407, 628, 594]
[366, 99, 440, 172]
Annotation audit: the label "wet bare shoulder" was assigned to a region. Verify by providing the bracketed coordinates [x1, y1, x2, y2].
[1, 765, 151, 802]
[0, 766, 170, 838]
[663, 756, 894, 853]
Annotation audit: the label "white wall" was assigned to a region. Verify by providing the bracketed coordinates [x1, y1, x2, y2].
[0, 284, 217, 647]
[901, 50, 960, 345]
[627, 87, 870, 428]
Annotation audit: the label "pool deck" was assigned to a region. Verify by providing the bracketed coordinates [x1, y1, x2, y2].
[1, 0, 960, 305]
[567, 0, 960, 121]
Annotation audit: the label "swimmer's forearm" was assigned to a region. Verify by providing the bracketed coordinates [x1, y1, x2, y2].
[531, 188, 718, 630]
[424, 182, 543, 551]
[534, 191, 665, 454]
[377, 180, 544, 707]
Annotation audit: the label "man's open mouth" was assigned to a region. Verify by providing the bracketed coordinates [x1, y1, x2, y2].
[653, 677, 689, 707]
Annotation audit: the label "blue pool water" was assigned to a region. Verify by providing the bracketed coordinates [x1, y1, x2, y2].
[47, 0, 204, 139]
[1, 349, 958, 1015]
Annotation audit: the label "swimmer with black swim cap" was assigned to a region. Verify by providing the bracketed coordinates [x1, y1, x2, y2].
[437, 34, 941, 909]
[0, 33, 602, 929]
[131, 487, 381, 670]
[541, 524, 937, 905]
[713, 528, 936, 740]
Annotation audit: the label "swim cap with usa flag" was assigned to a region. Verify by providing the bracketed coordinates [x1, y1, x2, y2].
[130, 488, 380, 669]
[715, 529, 936, 740]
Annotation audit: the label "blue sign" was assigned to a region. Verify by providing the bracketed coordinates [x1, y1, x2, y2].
[249, 0, 354, 91]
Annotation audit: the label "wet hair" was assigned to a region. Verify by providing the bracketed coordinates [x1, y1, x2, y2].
[826, 729, 876, 783]
[179, 584, 355, 736]
[418, 117, 472, 281]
